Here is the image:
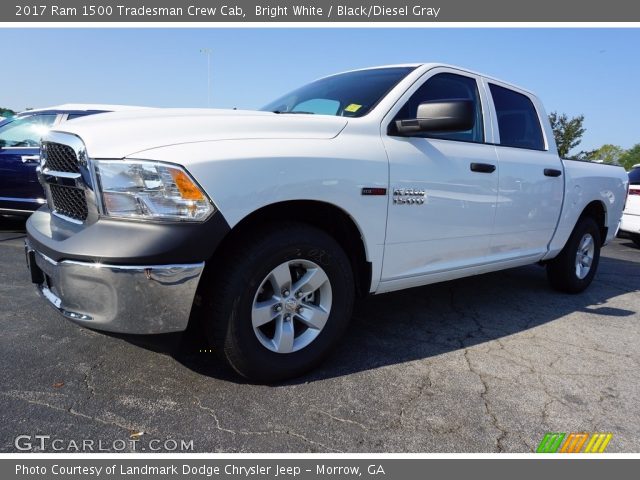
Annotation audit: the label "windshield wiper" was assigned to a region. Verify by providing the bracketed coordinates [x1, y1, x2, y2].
[272, 110, 315, 114]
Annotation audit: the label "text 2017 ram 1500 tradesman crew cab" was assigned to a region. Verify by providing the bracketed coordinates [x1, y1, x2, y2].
[25, 64, 629, 381]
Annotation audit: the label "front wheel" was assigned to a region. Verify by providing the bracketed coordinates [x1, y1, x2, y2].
[202, 223, 354, 382]
[631, 234, 640, 248]
[547, 216, 601, 294]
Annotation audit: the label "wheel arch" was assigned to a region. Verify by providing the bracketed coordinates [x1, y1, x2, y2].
[579, 200, 607, 246]
[210, 200, 372, 298]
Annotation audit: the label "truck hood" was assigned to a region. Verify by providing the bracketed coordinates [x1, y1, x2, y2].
[51, 108, 349, 158]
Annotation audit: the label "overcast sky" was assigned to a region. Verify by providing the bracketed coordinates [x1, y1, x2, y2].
[1, 28, 638, 151]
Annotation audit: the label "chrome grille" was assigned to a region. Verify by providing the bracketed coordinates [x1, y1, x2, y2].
[40, 137, 91, 224]
[49, 184, 88, 222]
[43, 142, 81, 173]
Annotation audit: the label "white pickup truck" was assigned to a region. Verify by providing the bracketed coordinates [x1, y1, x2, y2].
[25, 64, 628, 381]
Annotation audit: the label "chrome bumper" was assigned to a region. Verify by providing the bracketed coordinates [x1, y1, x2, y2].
[25, 241, 204, 334]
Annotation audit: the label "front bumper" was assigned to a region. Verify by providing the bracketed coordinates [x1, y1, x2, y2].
[25, 240, 204, 334]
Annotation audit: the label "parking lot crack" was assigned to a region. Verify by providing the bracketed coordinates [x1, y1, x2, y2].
[193, 397, 342, 452]
[448, 285, 492, 343]
[463, 349, 508, 452]
[1, 391, 135, 433]
[538, 335, 635, 362]
[193, 397, 238, 435]
[399, 374, 433, 429]
[82, 361, 104, 398]
[311, 408, 369, 430]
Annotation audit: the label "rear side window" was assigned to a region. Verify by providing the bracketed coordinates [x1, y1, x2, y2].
[629, 168, 640, 185]
[66, 111, 105, 121]
[489, 84, 545, 151]
[66, 113, 88, 121]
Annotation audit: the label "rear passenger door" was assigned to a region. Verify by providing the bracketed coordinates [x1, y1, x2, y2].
[485, 80, 564, 260]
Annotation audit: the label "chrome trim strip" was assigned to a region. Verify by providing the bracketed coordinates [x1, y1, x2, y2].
[0, 208, 36, 214]
[37, 250, 205, 272]
[0, 146, 38, 150]
[88, 155, 104, 216]
[41, 168, 81, 179]
[51, 210, 84, 225]
[21, 155, 40, 164]
[0, 196, 46, 204]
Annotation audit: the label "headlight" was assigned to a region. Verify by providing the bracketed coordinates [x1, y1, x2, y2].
[94, 160, 214, 222]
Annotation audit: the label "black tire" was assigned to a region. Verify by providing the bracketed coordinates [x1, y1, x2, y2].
[201, 223, 354, 382]
[631, 234, 640, 249]
[547, 216, 601, 294]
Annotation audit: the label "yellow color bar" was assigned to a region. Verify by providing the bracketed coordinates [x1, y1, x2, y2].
[584, 434, 598, 453]
[598, 433, 613, 453]
[584, 433, 613, 453]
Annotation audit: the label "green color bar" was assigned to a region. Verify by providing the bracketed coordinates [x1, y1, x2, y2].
[536, 433, 566, 453]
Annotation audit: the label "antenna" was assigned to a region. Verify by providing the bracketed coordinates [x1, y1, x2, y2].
[200, 48, 212, 107]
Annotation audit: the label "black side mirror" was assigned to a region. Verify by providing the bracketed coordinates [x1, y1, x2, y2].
[394, 99, 475, 136]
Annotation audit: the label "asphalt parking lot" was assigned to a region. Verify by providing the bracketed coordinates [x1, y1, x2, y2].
[1, 216, 639, 453]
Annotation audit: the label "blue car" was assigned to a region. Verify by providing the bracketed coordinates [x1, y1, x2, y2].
[0, 104, 142, 215]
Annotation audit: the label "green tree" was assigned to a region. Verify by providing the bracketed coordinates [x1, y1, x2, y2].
[587, 144, 626, 165]
[548, 111, 586, 159]
[0, 107, 16, 118]
[620, 144, 640, 171]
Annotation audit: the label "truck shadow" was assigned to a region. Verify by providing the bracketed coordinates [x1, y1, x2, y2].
[118, 249, 638, 385]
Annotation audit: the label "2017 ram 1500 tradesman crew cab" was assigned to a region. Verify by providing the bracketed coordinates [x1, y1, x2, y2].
[25, 64, 628, 381]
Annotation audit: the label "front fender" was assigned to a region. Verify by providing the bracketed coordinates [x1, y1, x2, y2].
[128, 134, 390, 292]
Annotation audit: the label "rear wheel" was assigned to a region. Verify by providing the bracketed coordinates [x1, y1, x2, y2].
[202, 223, 354, 382]
[547, 216, 601, 293]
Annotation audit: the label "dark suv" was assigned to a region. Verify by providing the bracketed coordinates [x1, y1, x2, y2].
[0, 105, 126, 215]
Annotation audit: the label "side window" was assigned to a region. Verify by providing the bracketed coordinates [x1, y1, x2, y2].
[66, 111, 106, 121]
[393, 72, 484, 143]
[489, 84, 545, 150]
[0, 114, 56, 148]
[66, 113, 89, 121]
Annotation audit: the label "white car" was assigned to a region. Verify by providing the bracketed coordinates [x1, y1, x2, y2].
[25, 64, 629, 381]
[620, 165, 640, 246]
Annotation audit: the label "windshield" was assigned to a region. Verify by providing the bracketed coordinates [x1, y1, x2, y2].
[261, 67, 417, 117]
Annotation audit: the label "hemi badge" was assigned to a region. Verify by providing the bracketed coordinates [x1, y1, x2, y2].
[361, 187, 387, 196]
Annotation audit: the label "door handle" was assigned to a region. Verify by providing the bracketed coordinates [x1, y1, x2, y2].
[21, 155, 40, 164]
[544, 168, 562, 177]
[470, 163, 496, 173]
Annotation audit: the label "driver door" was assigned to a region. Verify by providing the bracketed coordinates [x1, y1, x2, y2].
[380, 68, 499, 286]
[0, 113, 57, 211]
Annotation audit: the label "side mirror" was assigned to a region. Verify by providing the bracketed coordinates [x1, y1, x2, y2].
[394, 99, 475, 136]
